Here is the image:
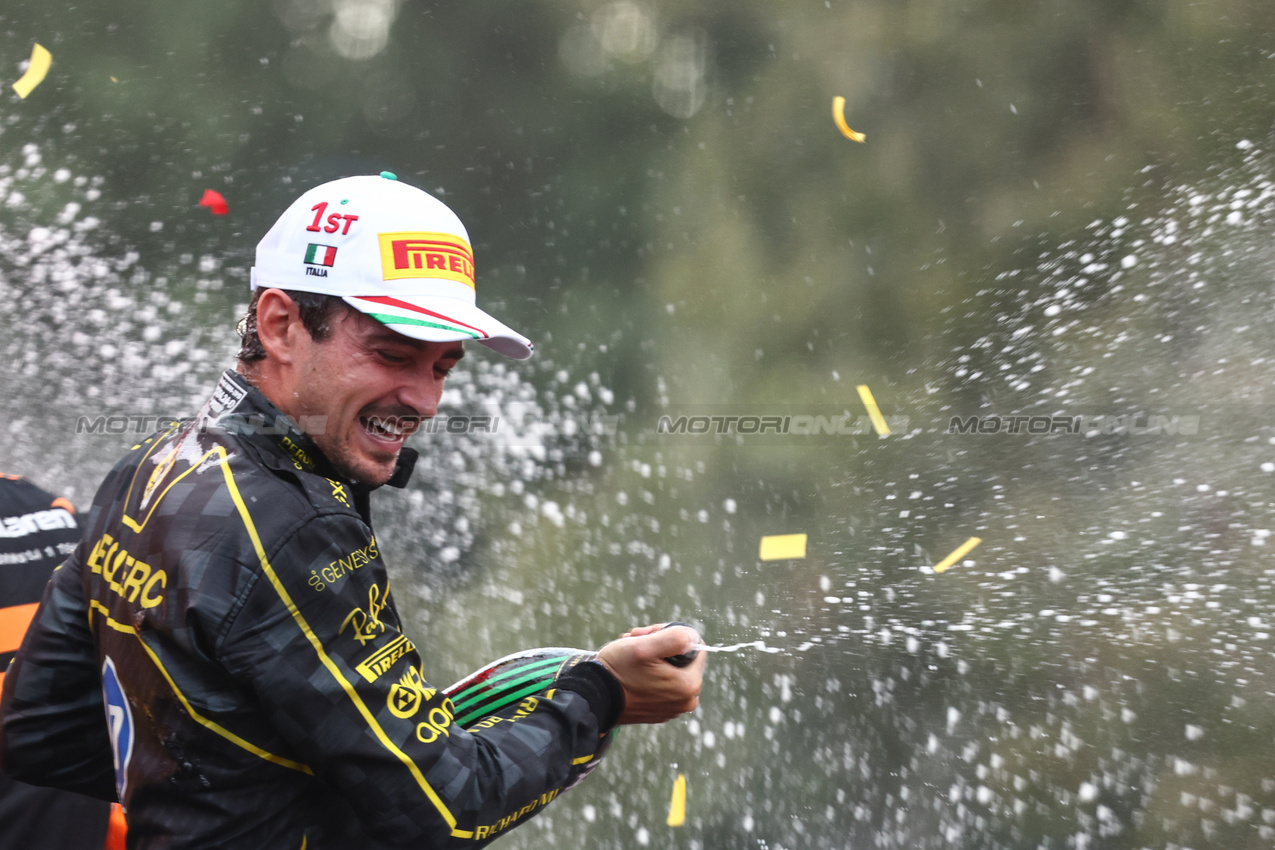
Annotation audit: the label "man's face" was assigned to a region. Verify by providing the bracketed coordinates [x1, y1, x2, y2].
[286, 308, 464, 486]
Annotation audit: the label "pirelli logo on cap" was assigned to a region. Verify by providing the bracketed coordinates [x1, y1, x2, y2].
[379, 232, 475, 289]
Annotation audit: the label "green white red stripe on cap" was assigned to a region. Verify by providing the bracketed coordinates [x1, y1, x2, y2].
[348, 295, 487, 341]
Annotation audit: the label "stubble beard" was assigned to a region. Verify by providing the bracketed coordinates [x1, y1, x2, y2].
[314, 428, 398, 488]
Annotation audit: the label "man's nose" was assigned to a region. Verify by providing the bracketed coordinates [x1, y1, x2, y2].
[395, 369, 442, 420]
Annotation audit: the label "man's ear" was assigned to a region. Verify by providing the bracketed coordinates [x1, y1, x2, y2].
[254, 289, 305, 366]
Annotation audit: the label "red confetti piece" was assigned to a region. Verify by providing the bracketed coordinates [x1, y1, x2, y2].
[199, 189, 229, 216]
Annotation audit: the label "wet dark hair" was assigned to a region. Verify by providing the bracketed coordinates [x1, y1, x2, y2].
[236, 288, 349, 364]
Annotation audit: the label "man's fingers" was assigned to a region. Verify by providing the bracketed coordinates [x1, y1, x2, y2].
[620, 623, 665, 639]
[597, 623, 706, 724]
[640, 624, 700, 658]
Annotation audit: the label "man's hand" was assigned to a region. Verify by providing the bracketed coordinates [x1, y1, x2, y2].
[595, 623, 705, 725]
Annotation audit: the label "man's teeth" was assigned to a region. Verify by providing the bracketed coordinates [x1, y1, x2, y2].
[366, 417, 405, 437]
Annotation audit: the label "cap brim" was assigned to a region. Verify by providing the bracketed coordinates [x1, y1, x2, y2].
[343, 295, 534, 360]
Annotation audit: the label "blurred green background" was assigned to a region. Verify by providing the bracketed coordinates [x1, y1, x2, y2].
[4, 1, 1275, 848]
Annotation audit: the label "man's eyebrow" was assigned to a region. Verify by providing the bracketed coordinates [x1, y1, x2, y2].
[365, 331, 466, 363]
[367, 327, 417, 345]
[363, 328, 464, 357]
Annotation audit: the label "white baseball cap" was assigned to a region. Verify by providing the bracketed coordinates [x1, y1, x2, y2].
[250, 173, 533, 360]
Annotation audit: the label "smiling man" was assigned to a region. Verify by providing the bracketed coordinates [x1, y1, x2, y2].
[0, 174, 705, 848]
[238, 291, 465, 487]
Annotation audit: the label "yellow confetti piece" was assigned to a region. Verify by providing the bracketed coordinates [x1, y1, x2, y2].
[832, 96, 865, 143]
[759, 533, 807, 561]
[856, 385, 890, 435]
[667, 773, 687, 827]
[933, 537, 982, 573]
[12, 43, 51, 99]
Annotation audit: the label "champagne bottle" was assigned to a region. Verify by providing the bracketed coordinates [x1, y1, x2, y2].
[442, 647, 612, 787]
[441, 625, 700, 787]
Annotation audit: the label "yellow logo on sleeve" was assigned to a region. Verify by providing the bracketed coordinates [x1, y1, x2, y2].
[387, 667, 435, 718]
[356, 634, 416, 682]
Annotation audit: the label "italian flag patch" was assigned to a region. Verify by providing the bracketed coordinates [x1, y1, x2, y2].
[304, 244, 337, 267]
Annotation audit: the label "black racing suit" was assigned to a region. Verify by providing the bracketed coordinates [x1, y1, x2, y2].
[0, 476, 113, 850]
[0, 370, 621, 849]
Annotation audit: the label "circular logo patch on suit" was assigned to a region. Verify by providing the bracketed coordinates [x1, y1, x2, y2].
[388, 683, 423, 719]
